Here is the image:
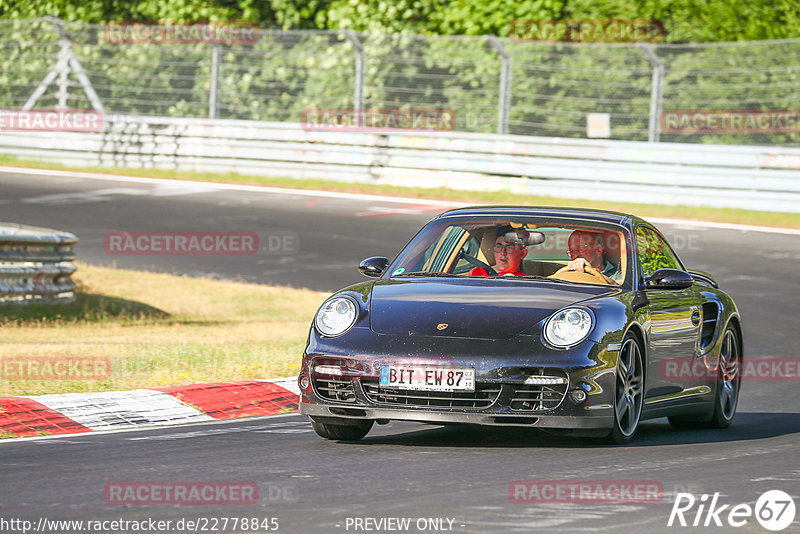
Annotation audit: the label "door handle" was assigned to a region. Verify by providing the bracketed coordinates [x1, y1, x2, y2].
[691, 310, 701, 326]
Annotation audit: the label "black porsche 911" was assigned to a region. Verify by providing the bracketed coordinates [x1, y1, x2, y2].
[298, 207, 742, 443]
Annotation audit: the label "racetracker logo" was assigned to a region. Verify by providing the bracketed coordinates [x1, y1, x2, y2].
[509, 19, 664, 43]
[660, 358, 800, 382]
[104, 482, 258, 505]
[661, 110, 800, 134]
[0, 109, 103, 132]
[103, 231, 298, 255]
[301, 108, 455, 132]
[103, 21, 258, 44]
[510, 480, 664, 504]
[0, 357, 111, 380]
[668, 490, 796, 530]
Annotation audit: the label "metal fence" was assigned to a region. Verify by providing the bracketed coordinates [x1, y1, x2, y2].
[0, 223, 78, 304]
[1, 17, 799, 145]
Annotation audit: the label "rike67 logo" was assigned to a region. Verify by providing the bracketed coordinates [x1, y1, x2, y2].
[668, 490, 796, 531]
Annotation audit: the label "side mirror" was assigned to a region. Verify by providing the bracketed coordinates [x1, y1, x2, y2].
[358, 257, 389, 278]
[645, 268, 694, 290]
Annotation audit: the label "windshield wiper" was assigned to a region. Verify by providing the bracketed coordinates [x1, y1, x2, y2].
[506, 274, 572, 284]
[514, 274, 617, 287]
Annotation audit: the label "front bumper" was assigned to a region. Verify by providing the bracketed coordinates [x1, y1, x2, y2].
[300, 402, 612, 431]
[298, 328, 619, 433]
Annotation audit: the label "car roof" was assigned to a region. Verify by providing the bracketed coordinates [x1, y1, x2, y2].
[434, 206, 637, 227]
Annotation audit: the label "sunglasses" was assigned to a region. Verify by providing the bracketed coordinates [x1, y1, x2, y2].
[494, 243, 523, 254]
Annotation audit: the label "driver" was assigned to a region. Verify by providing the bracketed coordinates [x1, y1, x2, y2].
[468, 227, 529, 277]
[566, 230, 621, 284]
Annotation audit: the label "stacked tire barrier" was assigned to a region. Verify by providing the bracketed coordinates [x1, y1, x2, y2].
[0, 223, 78, 304]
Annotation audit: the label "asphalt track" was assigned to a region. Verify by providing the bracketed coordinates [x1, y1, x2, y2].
[1, 168, 799, 534]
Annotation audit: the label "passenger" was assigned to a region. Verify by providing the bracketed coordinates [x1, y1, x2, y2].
[566, 230, 621, 284]
[468, 227, 529, 277]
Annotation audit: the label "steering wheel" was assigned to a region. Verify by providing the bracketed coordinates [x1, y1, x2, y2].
[457, 250, 498, 277]
[551, 263, 608, 283]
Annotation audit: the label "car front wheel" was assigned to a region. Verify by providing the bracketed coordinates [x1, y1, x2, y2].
[309, 417, 374, 440]
[605, 333, 644, 444]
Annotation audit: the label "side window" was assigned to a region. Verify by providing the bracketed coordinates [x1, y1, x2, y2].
[419, 226, 464, 272]
[636, 226, 681, 278]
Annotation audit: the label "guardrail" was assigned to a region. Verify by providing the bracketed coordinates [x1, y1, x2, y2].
[0, 223, 78, 304]
[1, 115, 799, 212]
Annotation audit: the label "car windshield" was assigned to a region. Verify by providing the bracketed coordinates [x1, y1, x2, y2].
[388, 215, 632, 288]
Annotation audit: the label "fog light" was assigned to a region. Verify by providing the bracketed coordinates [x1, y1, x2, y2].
[524, 376, 567, 385]
[570, 389, 587, 404]
[314, 364, 343, 376]
[298, 375, 310, 390]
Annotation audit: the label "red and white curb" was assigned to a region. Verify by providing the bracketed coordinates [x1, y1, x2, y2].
[0, 378, 300, 438]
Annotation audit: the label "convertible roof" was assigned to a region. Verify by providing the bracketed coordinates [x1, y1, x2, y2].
[435, 206, 633, 226]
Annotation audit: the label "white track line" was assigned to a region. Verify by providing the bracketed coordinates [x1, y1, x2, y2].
[0, 412, 304, 444]
[2, 166, 798, 235]
[647, 217, 800, 235]
[0, 166, 460, 207]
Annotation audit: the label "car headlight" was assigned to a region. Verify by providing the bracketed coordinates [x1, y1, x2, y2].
[543, 307, 594, 348]
[314, 296, 358, 337]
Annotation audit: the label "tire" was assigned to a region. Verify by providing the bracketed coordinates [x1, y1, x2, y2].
[603, 332, 645, 444]
[669, 325, 740, 430]
[309, 418, 373, 441]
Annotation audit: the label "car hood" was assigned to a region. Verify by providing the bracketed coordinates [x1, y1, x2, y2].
[368, 278, 617, 339]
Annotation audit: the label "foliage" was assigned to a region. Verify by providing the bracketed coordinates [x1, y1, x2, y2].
[0, 2, 798, 144]
[1, 0, 799, 42]
[636, 226, 681, 278]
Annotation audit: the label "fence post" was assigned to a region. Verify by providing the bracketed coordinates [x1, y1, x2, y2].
[24, 17, 106, 115]
[209, 45, 221, 119]
[639, 44, 664, 143]
[345, 30, 365, 125]
[487, 36, 511, 135]
[56, 45, 70, 109]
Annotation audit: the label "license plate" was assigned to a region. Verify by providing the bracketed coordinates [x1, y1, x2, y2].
[379, 365, 475, 392]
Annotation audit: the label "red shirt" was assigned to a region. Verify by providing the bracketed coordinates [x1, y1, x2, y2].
[468, 267, 526, 277]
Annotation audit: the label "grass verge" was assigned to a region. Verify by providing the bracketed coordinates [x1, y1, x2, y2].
[1, 154, 798, 229]
[0, 263, 325, 396]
